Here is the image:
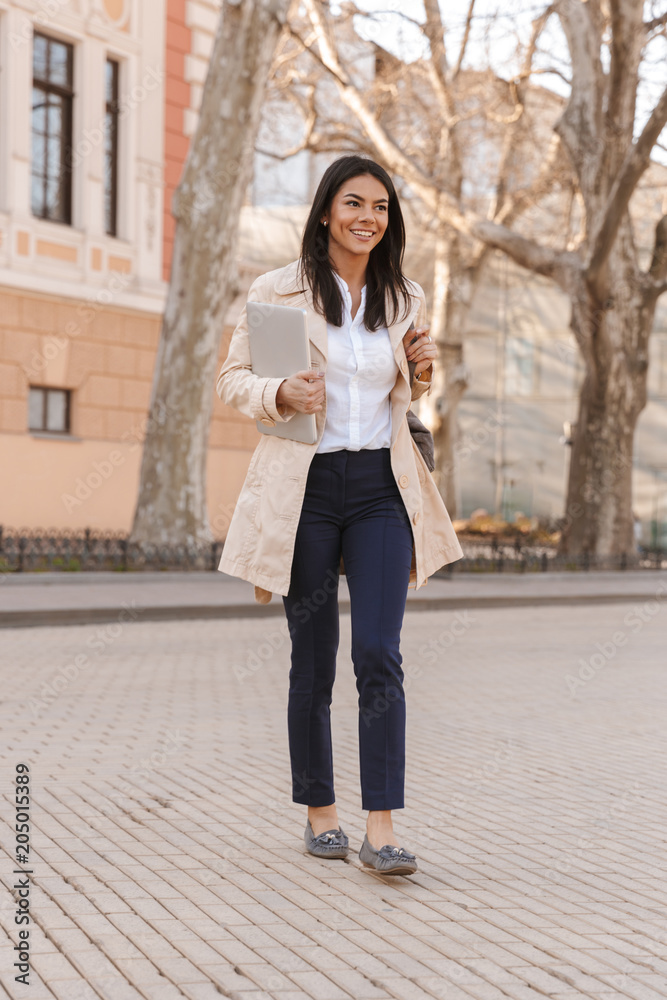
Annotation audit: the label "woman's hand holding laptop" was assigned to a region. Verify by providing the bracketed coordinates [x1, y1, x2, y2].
[276, 369, 325, 416]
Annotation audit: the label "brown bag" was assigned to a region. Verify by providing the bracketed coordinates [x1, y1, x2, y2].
[406, 409, 435, 472]
[406, 329, 436, 471]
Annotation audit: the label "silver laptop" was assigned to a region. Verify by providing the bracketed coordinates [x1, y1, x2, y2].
[247, 301, 318, 444]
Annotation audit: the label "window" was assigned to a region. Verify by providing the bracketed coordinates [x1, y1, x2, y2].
[28, 387, 71, 433]
[105, 59, 120, 236]
[504, 336, 535, 396]
[31, 34, 74, 224]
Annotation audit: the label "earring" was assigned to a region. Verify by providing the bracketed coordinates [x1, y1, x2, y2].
[322, 220, 328, 226]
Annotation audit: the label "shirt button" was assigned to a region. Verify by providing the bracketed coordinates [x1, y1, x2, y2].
[399, 474, 409, 488]
[413, 511, 421, 524]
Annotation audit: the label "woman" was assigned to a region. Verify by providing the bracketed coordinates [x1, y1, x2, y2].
[216, 155, 463, 875]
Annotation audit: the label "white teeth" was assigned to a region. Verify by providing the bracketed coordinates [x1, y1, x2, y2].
[352, 230, 374, 236]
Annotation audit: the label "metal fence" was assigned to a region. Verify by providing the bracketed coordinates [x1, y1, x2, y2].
[437, 538, 667, 575]
[0, 527, 223, 573]
[0, 527, 665, 574]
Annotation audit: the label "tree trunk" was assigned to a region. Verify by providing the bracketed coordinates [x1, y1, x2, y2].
[129, 0, 289, 549]
[559, 232, 655, 558]
[550, 1, 665, 558]
[420, 226, 475, 518]
[562, 370, 638, 557]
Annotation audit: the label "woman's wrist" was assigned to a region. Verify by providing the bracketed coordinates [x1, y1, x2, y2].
[276, 379, 288, 413]
[274, 379, 298, 420]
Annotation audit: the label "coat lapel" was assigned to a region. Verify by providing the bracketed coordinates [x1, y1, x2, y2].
[306, 308, 328, 364]
[387, 293, 421, 388]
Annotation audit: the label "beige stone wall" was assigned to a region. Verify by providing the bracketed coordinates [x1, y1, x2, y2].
[0, 286, 259, 535]
[0, 430, 253, 536]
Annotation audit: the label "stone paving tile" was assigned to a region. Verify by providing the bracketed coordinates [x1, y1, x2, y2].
[291, 947, 356, 972]
[137, 984, 187, 1000]
[451, 983, 511, 1000]
[594, 974, 667, 1000]
[236, 961, 301, 991]
[1, 604, 665, 1000]
[49, 980, 111, 1000]
[284, 969, 353, 998]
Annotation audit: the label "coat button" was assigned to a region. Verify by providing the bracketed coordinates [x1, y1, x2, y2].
[399, 474, 409, 488]
[412, 511, 421, 525]
[260, 417, 273, 426]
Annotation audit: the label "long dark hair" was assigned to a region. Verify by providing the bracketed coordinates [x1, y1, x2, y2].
[299, 155, 412, 331]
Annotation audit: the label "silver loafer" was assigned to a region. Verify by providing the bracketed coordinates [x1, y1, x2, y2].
[359, 834, 418, 875]
[304, 819, 349, 859]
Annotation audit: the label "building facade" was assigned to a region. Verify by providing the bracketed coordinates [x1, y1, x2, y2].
[0, 0, 260, 535]
[1, 1, 666, 545]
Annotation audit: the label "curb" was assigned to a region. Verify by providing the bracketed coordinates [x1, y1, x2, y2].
[0, 590, 658, 629]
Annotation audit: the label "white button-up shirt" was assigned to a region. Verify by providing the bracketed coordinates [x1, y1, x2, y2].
[317, 274, 398, 454]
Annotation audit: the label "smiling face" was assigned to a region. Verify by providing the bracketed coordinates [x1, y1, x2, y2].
[322, 173, 390, 263]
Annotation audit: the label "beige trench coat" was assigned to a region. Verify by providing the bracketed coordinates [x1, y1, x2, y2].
[216, 260, 463, 603]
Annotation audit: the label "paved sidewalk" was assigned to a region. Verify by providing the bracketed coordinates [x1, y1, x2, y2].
[2, 570, 667, 627]
[1, 599, 666, 999]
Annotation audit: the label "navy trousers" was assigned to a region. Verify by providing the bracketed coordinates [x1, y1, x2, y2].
[282, 447, 414, 811]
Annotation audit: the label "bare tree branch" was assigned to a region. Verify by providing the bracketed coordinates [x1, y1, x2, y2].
[470, 219, 564, 279]
[495, 133, 563, 227]
[645, 11, 667, 32]
[486, 8, 557, 224]
[519, 4, 555, 81]
[348, 5, 424, 32]
[422, 0, 459, 135]
[553, 0, 603, 176]
[607, 0, 643, 154]
[423, 0, 449, 79]
[303, 1, 562, 267]
[485, 81, 524, 125]
[298, 1, 438, 205]
[587, 82, 667, 283]
[531, 66, 572, 85]
[300, 0, 568, 284]
[453, 0, 476, 79]
[258, 85, 318, 160]
[272, 33, 307, 72]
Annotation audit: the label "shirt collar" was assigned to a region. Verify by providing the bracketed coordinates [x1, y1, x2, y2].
[333, 272, 367, 318]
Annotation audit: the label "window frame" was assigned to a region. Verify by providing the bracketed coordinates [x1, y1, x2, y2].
[105, 57, 120, 237]
[31, 32, 75, 226]
[28, 386, 72, 435]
